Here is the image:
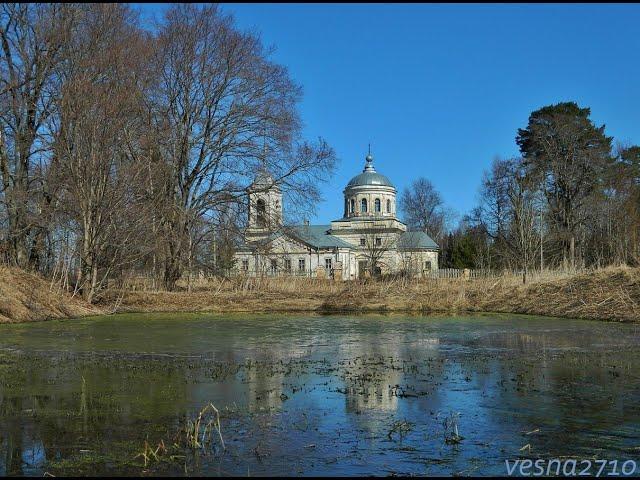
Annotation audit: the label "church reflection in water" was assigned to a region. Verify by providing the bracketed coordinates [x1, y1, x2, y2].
[1, 314, 640, 476]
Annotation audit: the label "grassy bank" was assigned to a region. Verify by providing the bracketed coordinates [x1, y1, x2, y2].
[99, 266, 640, 323]
[1, 265, 638, 323]
[0, 267, 100, 323]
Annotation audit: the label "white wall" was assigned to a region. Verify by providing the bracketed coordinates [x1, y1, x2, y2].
[234, 232, 438, 280]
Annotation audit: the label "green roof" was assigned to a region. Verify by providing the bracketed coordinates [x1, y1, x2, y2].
[237, 225, 353, 251]
[237, 226, 438, 252]
[397, 231, 439, 250]
[287, 225, 354, 249]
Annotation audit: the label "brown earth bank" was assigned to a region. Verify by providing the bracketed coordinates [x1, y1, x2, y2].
[0, 267, 100, 323]
[98, 266, 640, 323]
[1, 266, 639, 323]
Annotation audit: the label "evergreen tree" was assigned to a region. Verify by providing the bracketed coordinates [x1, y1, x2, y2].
[516, 102, 614, 268]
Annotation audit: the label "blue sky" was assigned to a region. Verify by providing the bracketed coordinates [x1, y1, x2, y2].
[135, 3, 640, 224]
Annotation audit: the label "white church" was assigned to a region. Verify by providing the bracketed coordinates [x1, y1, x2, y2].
[234, 152, 439, 280]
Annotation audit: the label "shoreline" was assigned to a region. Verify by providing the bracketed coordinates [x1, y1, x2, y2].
[2, 265, 639, 324]
[66, 309, 616, 326]
[101, 266, 640, 323]
[102, 305, 631, 324]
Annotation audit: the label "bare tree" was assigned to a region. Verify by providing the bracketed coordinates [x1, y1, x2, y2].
[150, 4, 335, 290]
[51, 4, 152, 302]
[399, 177, 452, 243]
[584, 143, 640, 267]
[613, 144, 640, 264]
[0, 3, 74, 268]
[474, 157, 541, 281]
[359, 226, 396, 278]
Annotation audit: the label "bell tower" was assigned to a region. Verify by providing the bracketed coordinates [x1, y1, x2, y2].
[246, 170, 282, 240]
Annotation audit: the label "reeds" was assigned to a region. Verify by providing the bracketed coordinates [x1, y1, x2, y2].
[387, 419, 414, 440]
[93, 265, 640, 323]
[132, 403, 225, 473]
[104, 266, 640, 323]
[184, 402, 225, 451]
[6, 263, 637, 323]
[442, 411, 464, 445]
[134, 439, 167, 468]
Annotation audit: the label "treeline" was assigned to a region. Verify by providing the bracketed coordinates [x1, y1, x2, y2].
[2, 4, 637, 301]
[0, 3, 335, 301]
[402, 102, 640, 275]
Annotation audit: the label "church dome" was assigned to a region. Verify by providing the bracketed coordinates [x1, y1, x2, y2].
[346, 153, 394, 188]
[341, 150, 397, 220]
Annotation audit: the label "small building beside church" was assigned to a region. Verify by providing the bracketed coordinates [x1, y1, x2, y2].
[234, 152, 438, 279]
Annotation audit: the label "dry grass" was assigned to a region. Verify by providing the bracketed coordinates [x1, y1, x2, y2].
[0, 266, 100, 323]
[99, 266, 640, 323]
[1, 265, 637, 323]
[472, 266, 640, 322]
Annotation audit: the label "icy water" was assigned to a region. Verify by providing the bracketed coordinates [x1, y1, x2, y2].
[1, 313, 640, 476]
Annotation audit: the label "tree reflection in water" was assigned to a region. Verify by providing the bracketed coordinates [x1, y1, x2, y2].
[0, 313, 639, 476]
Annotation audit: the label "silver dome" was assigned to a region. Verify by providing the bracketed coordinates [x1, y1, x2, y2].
[345, 152, 394, 188]
[346, 171, 394, 187]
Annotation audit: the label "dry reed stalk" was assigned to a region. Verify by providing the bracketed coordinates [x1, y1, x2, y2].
[134, 439, 167, 467]
[185, 403, 225, 451]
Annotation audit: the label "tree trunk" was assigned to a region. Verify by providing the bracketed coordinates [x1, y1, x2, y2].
[81, 220, 99, 303]
[569, 235, 576, 271]
[81, 260, 97, 303]
[163, 253, 182, 291]
[187, 235, 193, 293]
[6, 197, 29, 268]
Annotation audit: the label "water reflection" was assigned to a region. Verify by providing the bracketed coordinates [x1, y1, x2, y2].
[0, 313, 639, 476]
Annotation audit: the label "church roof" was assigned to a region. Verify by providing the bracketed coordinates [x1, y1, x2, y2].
[397, 231, 439, 250]
[346, 153, 394, 188]
[238, 226, 439, 252]
[346, 171, 394, 188]
[237, 224, 353, 251]
[287, 224, 354, 249]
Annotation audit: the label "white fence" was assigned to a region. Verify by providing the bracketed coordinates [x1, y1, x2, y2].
[423, 268, 493, 279]
[423, 268, 577, 281]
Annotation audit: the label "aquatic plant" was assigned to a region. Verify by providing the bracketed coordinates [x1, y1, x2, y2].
[387, 419, 414, 441]
[130, 403, 226, 473]
[184, 402, 225, 451]
[443, 411, 464, 444]
[134, 439, 167, 468]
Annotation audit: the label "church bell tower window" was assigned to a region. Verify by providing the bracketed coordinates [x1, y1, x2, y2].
[256, 199, 266, 227]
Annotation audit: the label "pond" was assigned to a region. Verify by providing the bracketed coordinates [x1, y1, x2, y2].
[1, 313, 639, 476]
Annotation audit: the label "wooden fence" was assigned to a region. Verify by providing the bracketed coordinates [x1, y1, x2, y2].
[423, 268, 576, 281]
[423, 268, 504, 279]
[115, 266, 579, 291]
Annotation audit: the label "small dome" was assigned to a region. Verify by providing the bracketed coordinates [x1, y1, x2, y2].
[346, 171, 394, 188]
[346, 152, 395, 188]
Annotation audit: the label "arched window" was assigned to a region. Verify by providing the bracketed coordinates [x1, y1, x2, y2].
[350, 198, 355, 214]
[256, 198, 266, 227]
[375, 198, 381, 213]
[386, 199, 391, 213]
[361, 198, 368, 213]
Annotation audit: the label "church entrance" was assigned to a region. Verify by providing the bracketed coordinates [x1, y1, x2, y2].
[358, 260, 368, 278]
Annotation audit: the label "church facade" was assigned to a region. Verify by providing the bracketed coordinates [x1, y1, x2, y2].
[234, 152, 438, 280]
